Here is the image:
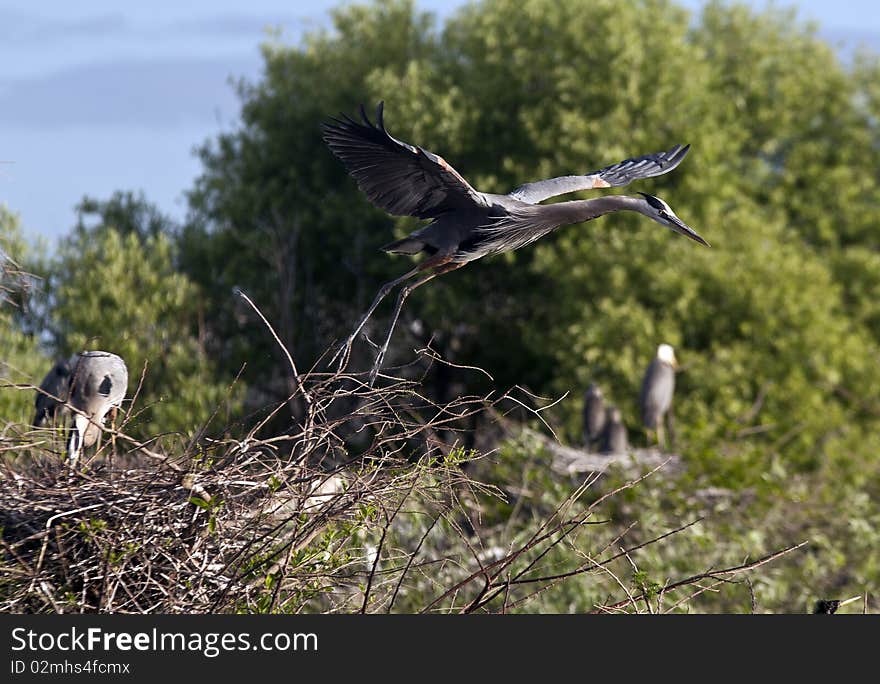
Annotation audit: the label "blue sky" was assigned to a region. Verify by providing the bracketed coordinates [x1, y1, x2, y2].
[2, 0, 879, 245]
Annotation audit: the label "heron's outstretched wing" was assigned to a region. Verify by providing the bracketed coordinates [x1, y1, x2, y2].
[509, 144, 690, 204]
[322, 102, 486, 219]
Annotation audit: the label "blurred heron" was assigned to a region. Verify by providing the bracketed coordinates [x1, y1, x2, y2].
[812, 596, 861, 614]
[582, 383, 606, 449]
[322, 102, 708, 383]
[640, 343, 677, 448]
[66, 351, 129, 465]
[601, 405, 629, 455]
[33, 356, 77, 427]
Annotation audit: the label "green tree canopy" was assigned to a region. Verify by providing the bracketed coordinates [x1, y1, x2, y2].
[184, 0, 880, 458]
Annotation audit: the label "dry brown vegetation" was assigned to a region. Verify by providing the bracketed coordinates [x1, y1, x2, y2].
[1, 324, 806, 614]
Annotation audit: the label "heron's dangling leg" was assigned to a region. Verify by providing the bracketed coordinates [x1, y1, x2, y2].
[656, 420, 665, 451]
[368, 260, 463, 387]
[330, 264, 423, 371]
[67, 415, 84, 467]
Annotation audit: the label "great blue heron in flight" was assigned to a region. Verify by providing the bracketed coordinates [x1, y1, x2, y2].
[640, 343, 677, 448]
[33, 356, 77, 427]
[323, 103, 708, 383]
[601, 405, 629, 455]
[582, 383, 606, 449]
[65, 351, 128, 465]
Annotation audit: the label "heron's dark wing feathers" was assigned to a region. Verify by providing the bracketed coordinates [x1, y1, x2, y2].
[33, 359, 73, 426]
[509, 144, 690, 204]
[322, 102, 485, 219]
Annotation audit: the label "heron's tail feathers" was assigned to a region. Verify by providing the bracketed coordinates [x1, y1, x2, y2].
[381, 236, 425, 255]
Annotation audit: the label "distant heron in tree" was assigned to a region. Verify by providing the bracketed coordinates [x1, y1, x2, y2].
[582, 383, 606, 449]
[66, 351, 128, 466]
[640, 343, 677, 449]
[322, 102, 708, 383]
[601, 405, 629, 455]
[33, 356, 77, 427]
[812, 596, 861, 614]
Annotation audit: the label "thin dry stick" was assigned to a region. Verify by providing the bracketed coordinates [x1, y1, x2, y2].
[235, 288, 313, 410]
[416, 345, 495, 381]
[423, 477, 616, 613]
[591, 541, 809, 614]
[620, 546, 653, 614]
[492, 518, 704, 590]
[387, 509, 446, 613]
[663, 578, 727, 613]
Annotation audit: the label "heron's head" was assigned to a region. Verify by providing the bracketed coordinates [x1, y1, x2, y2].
[82, 422, 102, 448]
[586, 382, 602, 398]
[657, 343, 678, 369]
[636, 193, 709, 246]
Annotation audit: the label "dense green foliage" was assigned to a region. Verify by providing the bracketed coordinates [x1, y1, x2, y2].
[0, 206, 48, 424]
[3, 0, 880, 612]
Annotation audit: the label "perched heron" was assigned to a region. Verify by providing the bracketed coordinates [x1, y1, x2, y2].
[640, 343, 677, 449]
[66, 351, 128, 465]
[582, 383, 606, 449]
[323, 102, 708, 383]
[33, 356, 77, 427]
[601, 405, 629, 455]
[812, 596, 861, 614]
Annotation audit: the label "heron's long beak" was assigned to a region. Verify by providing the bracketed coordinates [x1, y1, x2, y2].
[838, 596, 862, 608]
[668, 215, 710, 247]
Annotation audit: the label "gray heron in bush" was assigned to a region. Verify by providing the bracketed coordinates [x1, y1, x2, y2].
[33, 356, 77, 427]
[66, 351, 128, 465]
[640, 343, 677, 448]
[601, 405, 629, 455]
[322, 102, 708, 383]
[582, 383, 606, 449]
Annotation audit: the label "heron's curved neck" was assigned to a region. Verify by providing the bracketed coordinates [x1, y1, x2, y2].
[478, 196, 648, 256]
[546, 195, 645, 226]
